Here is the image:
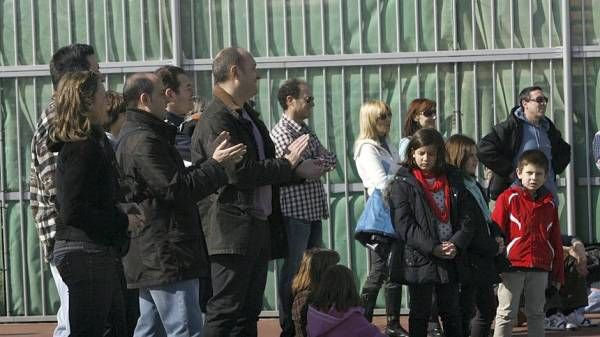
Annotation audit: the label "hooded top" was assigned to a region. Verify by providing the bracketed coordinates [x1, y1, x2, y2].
[306, 306, 386, 337]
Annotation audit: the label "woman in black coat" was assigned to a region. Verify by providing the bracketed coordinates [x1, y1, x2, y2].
[50, 71, 138, 337]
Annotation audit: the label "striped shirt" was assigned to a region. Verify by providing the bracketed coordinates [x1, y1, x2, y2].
[270, 114, 337, 221]
[29, 99, 58, 262]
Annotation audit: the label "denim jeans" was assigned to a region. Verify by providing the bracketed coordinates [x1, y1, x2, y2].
[54, 243, 126, 337]
[277, 217, 322, 337]
[49, 261, 70, 337]
[586, 289, 600, 313]
[133, 279, 202, 337]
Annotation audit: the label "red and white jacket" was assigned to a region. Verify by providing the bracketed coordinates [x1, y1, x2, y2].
[492, 185, 564, 284]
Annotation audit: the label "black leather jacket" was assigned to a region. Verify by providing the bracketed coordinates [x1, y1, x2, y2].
[116, 109, 228, 288]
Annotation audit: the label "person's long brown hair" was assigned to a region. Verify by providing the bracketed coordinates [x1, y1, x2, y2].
[291, 248, 340, 297]
[311, 265, 361, 313]
[445, 134, 477, 173]
[403, 98, 436, 136]
[51, 71, 102, 142]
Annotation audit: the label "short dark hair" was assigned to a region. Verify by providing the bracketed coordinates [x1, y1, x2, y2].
[311, 265, 360, 313]
[49, 44, 96, 89]
[103, 90, 126, 131]
[519, 86, 544, 108]
[277, 78, 306, 110]
[212, 47, 243, 84]
[123, 74, 155, 109]
[517, 149, 549, 173]
[405, 128, 448, 175]
[155, 65, 186, 93]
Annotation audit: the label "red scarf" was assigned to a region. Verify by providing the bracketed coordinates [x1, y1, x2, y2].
[412, 168, 451, 223]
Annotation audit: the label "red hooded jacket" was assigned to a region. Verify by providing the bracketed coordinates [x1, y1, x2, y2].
[492, 185, 564, 284]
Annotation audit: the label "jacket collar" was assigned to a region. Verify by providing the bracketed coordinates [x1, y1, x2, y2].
[213, 85, 243, 111]
[125, 108, 177, 141]
[511, 106, 550, 130]
[508, 183, 554, 204]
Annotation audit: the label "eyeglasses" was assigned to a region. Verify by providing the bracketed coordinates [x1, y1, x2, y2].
[303, 96, 315, 104]
[421, 109, 437, 117]
[527, 96, 548, 104]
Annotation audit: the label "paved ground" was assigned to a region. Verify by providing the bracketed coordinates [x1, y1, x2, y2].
[3, 314, 600, 336]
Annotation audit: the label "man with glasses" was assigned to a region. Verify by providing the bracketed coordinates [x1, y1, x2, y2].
[270, 78, 336, 337]
[477, 86, 570, 201]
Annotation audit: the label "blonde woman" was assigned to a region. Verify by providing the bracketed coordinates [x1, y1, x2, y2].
[353, 100, 407, 337]
[50, 71, 138, 337]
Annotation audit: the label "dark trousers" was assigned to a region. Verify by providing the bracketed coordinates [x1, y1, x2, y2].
[362, 245, 403, 292]
[56, 249, 126, 337]
[459, 282, 497, 337]
[408, 282, 463, 337]
[203, 220, 270, 337]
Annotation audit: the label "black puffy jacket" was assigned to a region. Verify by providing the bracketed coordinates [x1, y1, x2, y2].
[116, 109, 228, 289]
[387, 166, 478, 285]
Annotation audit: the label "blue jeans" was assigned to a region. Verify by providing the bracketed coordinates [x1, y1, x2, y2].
[133, 279, 202, 337]
[277, 217, 322, 337]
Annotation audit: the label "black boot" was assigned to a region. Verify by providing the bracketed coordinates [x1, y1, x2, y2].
[385, 286, 408, 337]
[360, 288, 379, 322]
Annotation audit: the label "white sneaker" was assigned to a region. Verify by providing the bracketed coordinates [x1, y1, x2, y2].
[545, 313, 567, 331]
[566, 310, 597, 328]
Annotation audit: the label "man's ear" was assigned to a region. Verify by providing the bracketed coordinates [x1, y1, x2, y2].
[229, 64, 239, 80]
[285, 95, 294, 109]
[165, 87, 176, 101]
[515, 167, 522, 179]
[140, 92, 151, 107]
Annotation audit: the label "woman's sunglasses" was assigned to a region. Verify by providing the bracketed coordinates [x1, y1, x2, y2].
[421, 109, 437, 117]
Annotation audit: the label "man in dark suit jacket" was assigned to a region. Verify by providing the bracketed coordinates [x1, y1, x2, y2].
[191, 47, 323, 337]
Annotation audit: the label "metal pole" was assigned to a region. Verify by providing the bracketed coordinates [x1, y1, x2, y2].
[561, 0, 576, 235]
[0, 83, 11, 316]
[170, 0, 182, 66]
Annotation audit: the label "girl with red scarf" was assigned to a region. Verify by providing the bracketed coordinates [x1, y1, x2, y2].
[387, 128, 478, 337]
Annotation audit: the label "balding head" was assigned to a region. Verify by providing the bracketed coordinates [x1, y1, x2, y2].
[123, 73, 166, 120]
[212, 47, 245, 84]
[212, 47, 259, 104]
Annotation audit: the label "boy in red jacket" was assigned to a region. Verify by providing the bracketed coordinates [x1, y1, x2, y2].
[492, 149, 564, 337]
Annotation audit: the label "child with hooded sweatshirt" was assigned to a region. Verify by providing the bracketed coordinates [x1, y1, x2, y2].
[306, 265, 386, 337]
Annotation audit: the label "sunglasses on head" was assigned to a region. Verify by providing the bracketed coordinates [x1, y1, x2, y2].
[303, 96, 315, 104]
[528, 96, 548, 104]
[421, 109, 437, 117]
